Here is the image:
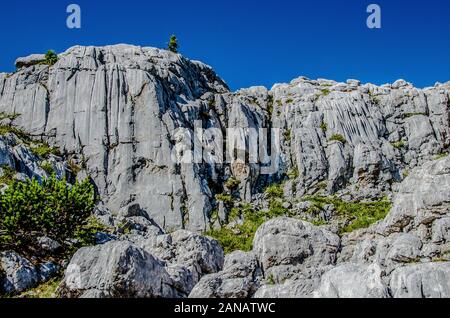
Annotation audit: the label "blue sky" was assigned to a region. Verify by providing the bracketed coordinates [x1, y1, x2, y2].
[1, 0, 449, 90]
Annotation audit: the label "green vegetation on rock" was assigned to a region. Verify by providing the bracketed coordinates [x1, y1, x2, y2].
[302, 196, 392, 234]
[329, 134, 346, 144]
[0, 175, 96, 251]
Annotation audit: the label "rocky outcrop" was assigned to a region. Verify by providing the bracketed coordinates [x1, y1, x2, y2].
[1, 44, 449, 298]
[189, 156, 450, 298]
[1, 45, 449, 232]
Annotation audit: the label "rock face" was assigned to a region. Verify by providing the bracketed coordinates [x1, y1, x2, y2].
[1, 44, 449, 232]
[1, 44, 449, 298]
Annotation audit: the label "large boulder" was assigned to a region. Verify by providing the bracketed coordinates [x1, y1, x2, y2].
[253, 217, 340, 271]
[189, 251, 262, 298]
[57, 241, 176, 298]
[0, 251, 39, 294]
[58, 231, 224, 298]
[389, 262, 450, 298]
[313, 263, 390, 298]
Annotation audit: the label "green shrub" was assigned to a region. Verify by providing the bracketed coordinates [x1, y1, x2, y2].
[321, 89, 331, 96]
[329, 134, 346, 144]
[168, 35, 179, 53]
[215, 194, 233, 205]
[283, 129, 291, 141]
[224, 177, 240, 190]
[40, 162, 54, 175]
[265, 183, 283, 199]
[392, 141, 406, 149]
[0, 125, 29, 140]
[303, 196, 391, 234]
[0, 165, 15, 185]
[320, 121, 328, 132]
[44, 50, 58, 66]
[403, 112, 426, 119]
[31, 143, 60, 158]
[0, 176, 95, 250]
[0, 112, 21, 122]
[287, 167, 299, 180]
[435, 152, 449, 160]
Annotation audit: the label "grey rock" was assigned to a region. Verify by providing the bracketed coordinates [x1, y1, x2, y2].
[0, 251, 39, 294]
[389, 262, 450, 298]
[36, 236, 62, 254]
[58, 241, 176, 298]
[253, 217, 340, 271]
[189, 251, 262, 298]
[15, 54, 46, 68]
[314, 263, 390, 298]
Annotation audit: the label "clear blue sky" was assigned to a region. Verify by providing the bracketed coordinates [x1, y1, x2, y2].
[1, 0, 449, 90]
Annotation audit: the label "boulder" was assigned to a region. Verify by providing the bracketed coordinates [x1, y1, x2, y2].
[253, 217, 340, 271]
[0, 251, 39, 294]
[389, 262, 450, 298]
[313, 263, 390, 298]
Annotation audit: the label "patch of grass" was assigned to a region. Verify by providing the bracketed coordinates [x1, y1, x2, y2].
[267, 274, 275, 285]
[403, 112, 426, 119]
[302, 196, 391, 234]
[0, 125, 30, 140]
[0, 112, 21, 122]
[402, 170, 410, 178]
[287, 167, 299, 180]
[435, 152, 449, 160]
[0, 165, 15, 185]
[329, 134, 346, 144]
[67, 159, 81, 175]
[392, 141, 406, 149]
[17, 278, 60, 298]
[39, 162, 54, 175]
[31, 143, 60, 158]
[265, 183, 284, 199]
[224, 177, 240, 190]
[321, 89, 331, 96]
[283, 129, 291, 141]
[206, 188, 291, 254]
[215, 194, 233, 205]
[320, 121, 328, 133]
[276, 100, 283, 107]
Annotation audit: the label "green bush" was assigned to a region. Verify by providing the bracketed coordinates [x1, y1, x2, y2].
[329, 134, 346, 144]
[265, 183, 284, 199]
[320, 121, 328, 132]
[0, 175, 95, 250]
[303, 196, 391, 234]
[391, 141, 406, 149]
[44, 50, 58, 66]
[224, 177, 240, 190]
[168, 35, 179, 53]
[215, 194, 233, 205]
[0, 165, 15, 185]
[39, 162, 54, 175]
[31, 143, 60, 158]
[321, 89, 331, 96]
